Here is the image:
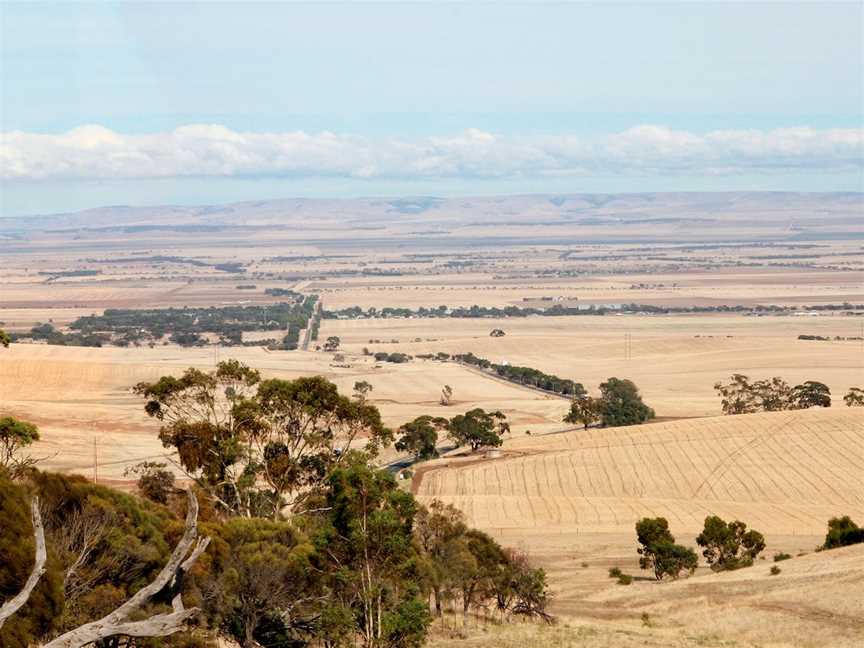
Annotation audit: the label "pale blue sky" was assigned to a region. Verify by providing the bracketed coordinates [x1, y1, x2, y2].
[1, 1, 862, 216]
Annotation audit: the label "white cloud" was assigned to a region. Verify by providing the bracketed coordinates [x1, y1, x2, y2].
[1, 124, 861, 181]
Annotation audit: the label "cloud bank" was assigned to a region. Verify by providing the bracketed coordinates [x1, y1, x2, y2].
[2, 124, 862, 181]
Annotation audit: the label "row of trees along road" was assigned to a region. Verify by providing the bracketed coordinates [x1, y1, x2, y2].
[0, 359, 551, 648]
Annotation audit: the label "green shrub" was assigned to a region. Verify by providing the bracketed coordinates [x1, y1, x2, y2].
[770, 566, 781, 576]
[773, 552, 792, 562]
[617, 574, 633, 585]
[608, 567, 622, 578]
[823, 516, 864, 549]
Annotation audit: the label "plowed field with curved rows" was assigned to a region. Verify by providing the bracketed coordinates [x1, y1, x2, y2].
[416, 408, 864, 537]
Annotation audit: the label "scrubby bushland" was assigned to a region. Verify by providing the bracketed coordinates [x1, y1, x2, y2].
[124, 460, 176, 504]
[2, 453, 549, 648]
[1, 367, 553, 647]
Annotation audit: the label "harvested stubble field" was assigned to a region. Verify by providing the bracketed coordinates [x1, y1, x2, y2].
[324, 313, 864, 417]
[0, 343, 565, 480]
[416, 409, 864, 538]
[416, 408, 864, 646]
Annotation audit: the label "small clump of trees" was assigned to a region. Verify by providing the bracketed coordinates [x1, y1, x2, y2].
[635, 517, 698, 580]
[843, 387, 864, 407]
[374, 351, 412, 363]
[695, 516, 765, 571]
[395, 409, 510, 460]
[822, 515, 864, 549]
[564, 377, 654, 429]
[395, 416, 449, 461]
[714, 374, 832, 414]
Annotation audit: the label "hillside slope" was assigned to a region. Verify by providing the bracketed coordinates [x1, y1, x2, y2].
[416, 408, 864, 536]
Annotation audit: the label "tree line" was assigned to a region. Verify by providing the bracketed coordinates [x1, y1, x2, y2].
[451, 352, 586, 397]
[714, 374, 864, 414]
[5, 297, 321, 349]
[323, 302, 864, 320]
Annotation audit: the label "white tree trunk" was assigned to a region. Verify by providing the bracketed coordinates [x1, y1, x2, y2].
[42, 488, 210, 648]
[0, 489, 210, 647]
[0, 498, 47, 629]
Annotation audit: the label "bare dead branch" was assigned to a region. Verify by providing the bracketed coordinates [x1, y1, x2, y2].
[42, 489, 210, 648]
[0, 498, 47, 629]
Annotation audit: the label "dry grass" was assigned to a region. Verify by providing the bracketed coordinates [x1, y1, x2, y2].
[425, 544, 864, 648]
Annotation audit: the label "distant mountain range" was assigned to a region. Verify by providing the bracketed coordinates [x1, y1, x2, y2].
[2, 192, 862, 245]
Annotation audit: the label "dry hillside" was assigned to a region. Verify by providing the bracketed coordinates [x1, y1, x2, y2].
[416, 408, 864, 537]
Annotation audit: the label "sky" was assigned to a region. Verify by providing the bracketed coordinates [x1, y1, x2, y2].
[1, 1, 863, 217]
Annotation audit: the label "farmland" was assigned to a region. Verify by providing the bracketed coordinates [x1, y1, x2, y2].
[1, 193, 863, 646]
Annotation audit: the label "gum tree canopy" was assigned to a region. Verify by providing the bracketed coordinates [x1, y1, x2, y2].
[134, 360, 393, 519]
